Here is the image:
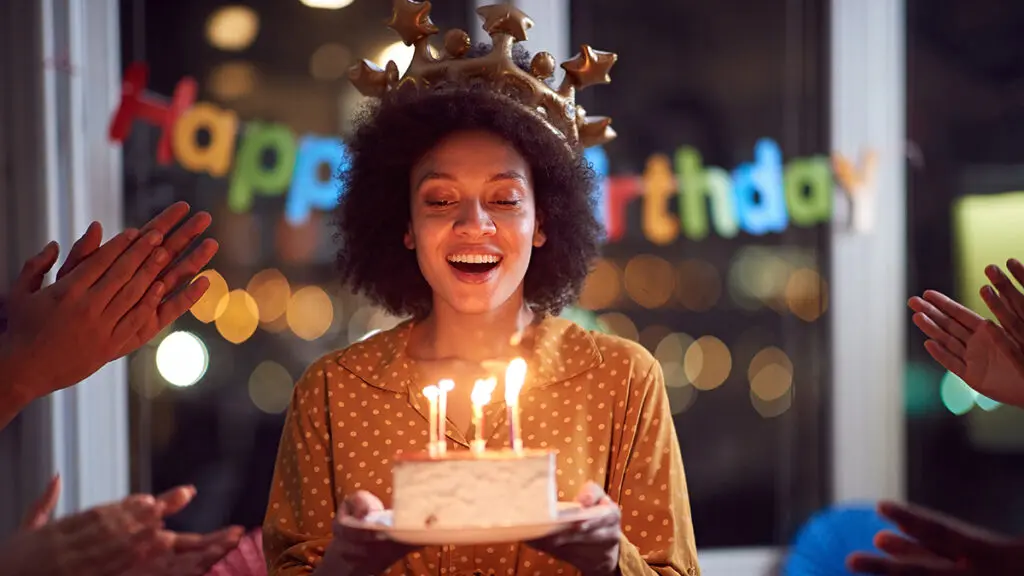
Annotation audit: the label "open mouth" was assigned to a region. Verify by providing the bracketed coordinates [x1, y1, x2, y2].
[447, 254, 502, 275]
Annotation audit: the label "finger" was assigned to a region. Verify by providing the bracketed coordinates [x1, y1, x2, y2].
[140, 201, 192, 237]
[1007, 259, 1024, 290]
[13, 241, 59, 295]
[920, 291, 983, 333]
[923, 340, 967, 379]
[109, 281, 165, 351]
[57, 228, 140, 290]
[985, 264, 1024, 320]
[121, 277, 209, 349]
[913, 313, 966, 359]
[156, 485, 197, 517]
[103, 245, 170, 321]
[20, 474, 62, 530]
[160, 211, 212, 262]
[147, 276, 210, 334]
[172, 526, 244, 551]
[87, 525, 168, 576]
[912, 300, 971, 349]
[980, 320, 1024, 372]
[158, 238, 219, 292]
[846, 552, 963, 576]
[56, 221, 103, 281]
[875, 530, 937, 560]
[342, 491, 385, 519]
[576, 481, 608, 507]
[981, 285, 1024, 345]
[876, 501, 979, 559]
[90, 229, 164, 308]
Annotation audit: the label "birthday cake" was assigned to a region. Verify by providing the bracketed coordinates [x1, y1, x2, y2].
[392, 449, 558, 529]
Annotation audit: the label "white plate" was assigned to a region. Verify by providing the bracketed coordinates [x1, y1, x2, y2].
[340, 502, 617, 546]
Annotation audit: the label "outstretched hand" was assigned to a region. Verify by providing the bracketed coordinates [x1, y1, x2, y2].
[908, 264, 1024, 408]
[11, 478, 243, 576]
[0, 202, 218, 427]
[847, 501, 1024, 575]
[54, 202, 219, 358]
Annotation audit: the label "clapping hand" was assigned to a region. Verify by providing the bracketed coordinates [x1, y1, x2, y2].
[138, 486, 244, 576]
[526, 482, 622, 576]
[908, 262, 1024, 407]
[0, 202, 218, 426]
[7, 478, 243, 576]
[847, 501, 1024, 575]
[3, 478, 171, 576]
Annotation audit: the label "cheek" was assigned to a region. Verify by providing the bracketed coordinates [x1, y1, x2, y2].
[409, 218, 448, 254]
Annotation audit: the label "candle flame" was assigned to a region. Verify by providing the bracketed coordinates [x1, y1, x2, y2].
[471, 377, 497, 407]
[505, 357, 527, 404]
[423, 385, 439, 399]
[438, 379, 455, 392]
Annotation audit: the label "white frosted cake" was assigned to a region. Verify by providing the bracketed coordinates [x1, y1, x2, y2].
[392, 449, 557, 529]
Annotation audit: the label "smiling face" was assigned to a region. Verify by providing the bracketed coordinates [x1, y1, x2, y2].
[405, 131, 546, 316]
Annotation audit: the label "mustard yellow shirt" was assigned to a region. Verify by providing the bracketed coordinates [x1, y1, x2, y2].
[263, 316, 700, 576]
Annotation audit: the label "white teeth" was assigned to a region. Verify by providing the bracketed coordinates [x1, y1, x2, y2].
[447, 254, 501, 264]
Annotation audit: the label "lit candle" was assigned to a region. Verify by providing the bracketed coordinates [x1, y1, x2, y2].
[470, 378, 497, 455]
[505, 358, 527, 452]
[437, 379, 455, 455]
[423, 385, 440, 456]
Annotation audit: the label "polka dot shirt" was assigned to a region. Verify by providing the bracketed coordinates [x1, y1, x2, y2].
[263, 316, 700, 576]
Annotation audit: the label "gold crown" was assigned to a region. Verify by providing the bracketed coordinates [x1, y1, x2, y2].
[347, 0, 617, 150]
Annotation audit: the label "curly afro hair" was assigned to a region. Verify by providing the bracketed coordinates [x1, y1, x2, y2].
[335, 43, 602, 319]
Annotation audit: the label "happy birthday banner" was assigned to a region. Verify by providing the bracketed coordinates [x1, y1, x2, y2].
[109, 62, 877, 241]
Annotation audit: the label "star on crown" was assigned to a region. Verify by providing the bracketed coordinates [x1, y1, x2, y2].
[347, 0, 617, 150]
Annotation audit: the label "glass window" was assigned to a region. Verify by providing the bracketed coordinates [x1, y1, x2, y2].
[905, 0, 1024, 535]
[570, 0, 831, 547]
[118, 0, 476, 531]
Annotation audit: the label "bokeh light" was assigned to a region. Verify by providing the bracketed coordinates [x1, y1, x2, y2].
[208, 61, 258, 100]
[664, 364, 698, 415]
[748, 347, 794, 402]
[155, 331, 209, 387]
[623, 255, 675, 308]
[215, 289, 261, 344]
[205, 6, 259, 52]
[247, 269, 291, 323]
[596, 312, 638, 341]
[578, 258, 622, 310]
[300, 0, 355, 10]
[287, 286, 335, 341]
[785, 267, 828, 322]
[751, 387, 793, 418]
[248, 361, 295, 414]
[376, 41, 415, 76]
[684, 336, 732, 391]
[190, 269, 230, 323]
[940, 371, 976, 415]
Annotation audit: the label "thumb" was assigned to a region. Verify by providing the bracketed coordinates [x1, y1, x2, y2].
[575, 481, 611, 508]
[13, 242, 59, 296]
[341, 491, 384, 520]
[20, 474, 61, 530]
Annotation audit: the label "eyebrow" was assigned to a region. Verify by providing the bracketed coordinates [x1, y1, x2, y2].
[415, 170, 528, 189]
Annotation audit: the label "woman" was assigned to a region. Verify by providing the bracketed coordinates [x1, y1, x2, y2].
[263, 6, 700, 575]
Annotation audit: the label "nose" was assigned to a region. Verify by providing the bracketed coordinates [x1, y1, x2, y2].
[452, 199, 496, 238]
